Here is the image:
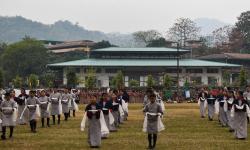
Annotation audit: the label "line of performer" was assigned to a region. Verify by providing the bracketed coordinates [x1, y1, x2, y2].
[0, 87, 79, 140]
[198, 87, 250, 140]
[80, 89, 129, 148]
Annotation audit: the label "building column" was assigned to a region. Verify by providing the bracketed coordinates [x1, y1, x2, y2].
[202, 68, 208, 85]
[125, 76, 129, 87]
[217, 68, 222, 86]
[230, 74, 233, 84]
[63, 68, 67, 85]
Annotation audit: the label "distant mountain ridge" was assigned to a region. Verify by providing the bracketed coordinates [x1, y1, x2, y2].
[0, 16, 134, 47]
[0, 16, 231, 46]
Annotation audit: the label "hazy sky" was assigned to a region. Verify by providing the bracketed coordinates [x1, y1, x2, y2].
[1, 0, 250, 33]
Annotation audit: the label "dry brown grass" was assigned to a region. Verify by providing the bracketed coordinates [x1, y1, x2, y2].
[0, 103, 249, 150]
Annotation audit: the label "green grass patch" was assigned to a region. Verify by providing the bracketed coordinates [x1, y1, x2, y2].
[0, 103, 249, 149]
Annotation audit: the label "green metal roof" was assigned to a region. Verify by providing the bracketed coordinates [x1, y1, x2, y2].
[92, 47, 190, 52]
[48, 58, 241, 67]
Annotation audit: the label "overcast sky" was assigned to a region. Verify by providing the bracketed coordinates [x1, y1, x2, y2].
[1, 0, 250, 33]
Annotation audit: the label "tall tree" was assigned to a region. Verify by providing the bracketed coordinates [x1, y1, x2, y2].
[147, 75, 155, 88]
[0, 68, 3, 88]
[85, 68, 96, 89]
[163, 74, 172, 89]
[28, 74, 39, 89]
[228, 28, 244, 53]
[129, 79, 139, 88]
[1, 38, 49, 83]
[167, 18, 200, 48]
[212, 25, 232, 51]
[40, 72, 56, 88]
[133, 30, 161, 46]
[0, 42, 7, 56]
[239, 68, 248, 87]
[114, 70, 124, 89]
[235, 11, 250, 50]
[13, 75, 23, 88]
[66, 69, 78, 88]
[222, 70, 230, 86]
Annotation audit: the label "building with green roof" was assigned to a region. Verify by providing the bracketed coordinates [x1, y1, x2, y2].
[48, 47, 241, 87]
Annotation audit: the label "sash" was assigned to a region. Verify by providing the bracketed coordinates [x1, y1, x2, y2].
[80, 111, 110, 136]
[198, 97, 207, 109]
[215, 100, 219, 114]
[46, 102, 51, 116]
[142, 112, 165, 132]
[119, 104, 125, 118]
[73, 98, 79, 111]
[2, 107, 17, 122]
[231, 104, 250, 117]
[58, 100, 62, 114]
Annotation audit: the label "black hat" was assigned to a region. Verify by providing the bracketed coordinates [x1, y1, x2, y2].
[4, 91, 11, 97]
[30, 90, 36, 93]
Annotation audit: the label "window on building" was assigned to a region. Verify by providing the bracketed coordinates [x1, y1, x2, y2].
[207, 68, 219, 73]
[105, 69, 118, 73]
[96, 68, 102, 73]
[75, 68, 81, 73]
[165, 68, 182, 73]
[186, 68, 203, 73]
[129, 76, 140, 81]
[140, 76, 147, 87]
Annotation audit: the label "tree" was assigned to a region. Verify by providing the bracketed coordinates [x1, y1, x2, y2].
[228, 28, 244, 53]
[1, 38, 49, 83]
[146, 37, 172, 47]
[40, 72, 56, 88]
[167, 18, 200, 48]
[0, 42, 7, 56]
[0, 68, 3, 88]
[133, 30, 161, 46]
[184, 78, 190, 90]
[48, 51, 87, 64]
[163, 74, 172, 89]
[110, 77, 117, 88]
[239, 68, 248, 87]
[66, 69, 78, 88]
[28, 74, 39, 89]
[235, 11, 250, 50]
[146, 75, 155, 88]
[13, 75, 23, 88]
[91, 40, 116, 49]
[222, 70, 231, 86]
[212, 25, 233, 50]
[114, 70, 124, 89]
[129, 79, 140, 88]
[85, 68, 96, 89]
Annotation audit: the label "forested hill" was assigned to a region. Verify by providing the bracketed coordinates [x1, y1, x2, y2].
[0, 16, 134, 47]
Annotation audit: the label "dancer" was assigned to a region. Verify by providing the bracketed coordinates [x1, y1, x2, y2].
[143, 92, 164, 149]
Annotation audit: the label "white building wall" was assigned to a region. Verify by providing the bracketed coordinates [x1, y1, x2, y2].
[62, 67, 224, 88]
[97, 75, 109, 87]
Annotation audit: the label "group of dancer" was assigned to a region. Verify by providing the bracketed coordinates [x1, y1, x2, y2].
[80, 88, 165, 149]
[198, 86, 250, 140]
[80, 89, 129, 148]
[0, 87, 79, 140]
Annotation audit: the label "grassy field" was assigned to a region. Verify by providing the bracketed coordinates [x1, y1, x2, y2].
[0, 103, 249, 150]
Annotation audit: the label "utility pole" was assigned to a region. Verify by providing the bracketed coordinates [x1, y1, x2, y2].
[177, 42, 180, 101]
